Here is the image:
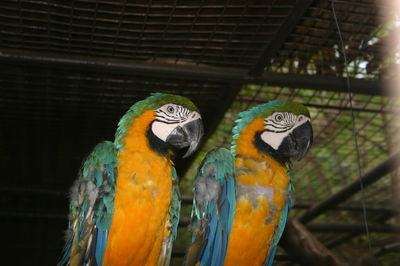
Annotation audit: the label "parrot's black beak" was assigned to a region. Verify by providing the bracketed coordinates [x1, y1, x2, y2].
[166, 118, 204, 158]
[278, 121, 313, 162]
[290, 121, 313, 161]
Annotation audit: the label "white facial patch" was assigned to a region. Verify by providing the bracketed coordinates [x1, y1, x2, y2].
[260, 131, 289, 150]
[151, 103, 201, 141]
[260, 113, 310, 150]
[151, 121, 177, 142]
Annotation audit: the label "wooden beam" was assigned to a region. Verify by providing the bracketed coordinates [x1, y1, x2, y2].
[280, 218, 345, 266]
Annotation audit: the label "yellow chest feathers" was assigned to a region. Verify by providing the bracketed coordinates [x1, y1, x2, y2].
[103, 110, 174, 266]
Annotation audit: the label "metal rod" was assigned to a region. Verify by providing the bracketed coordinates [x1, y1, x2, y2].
[0, 49, 385, 95]
[300, 151, 400, 224]
[293, 202, 399, 214]
[324, 213, 394, 248]
[307, 223, 400, 233]
[0, 212, 66, 221]
[237, 96, 400, 113]
[0, 49, 244, 83]
[373, 242, 400, 257]
[0, 187, 67, 197]
[325, 232, 359, 249]
[257, 72, 384, 95]
[238, 96, 399, 114]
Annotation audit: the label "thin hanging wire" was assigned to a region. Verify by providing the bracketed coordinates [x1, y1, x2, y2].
[331, 0, 372, 252]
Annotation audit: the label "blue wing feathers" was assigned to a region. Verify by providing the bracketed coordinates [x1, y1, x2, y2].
[95, 228, 108, 265]
[188, 148, 236, 266]
[58, 243, 72, 266]
[58, 141, 117, 266]
[265, 246, 277, 266]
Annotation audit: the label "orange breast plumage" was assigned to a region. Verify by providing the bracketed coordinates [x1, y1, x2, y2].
[103, 111, 173, 266]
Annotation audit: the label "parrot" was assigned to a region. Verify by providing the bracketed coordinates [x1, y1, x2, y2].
[185, 99, 313, 266]
[58, 93, 204, 266]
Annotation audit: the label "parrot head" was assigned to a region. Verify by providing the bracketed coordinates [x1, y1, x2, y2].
[115, 93, 204, 158]
[232, 99, 313, 166]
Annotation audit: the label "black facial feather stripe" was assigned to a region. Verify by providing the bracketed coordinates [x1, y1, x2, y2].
[155, 105, 190, 124]
[283, 113, 296, 123]
[265, 123, 291, 130]
[265, 128, 290, 133]
[176, 106, 190, 117]
[155, 113, 180, 122]
[156, 109, 176, 117]
[154, 119, 181, 124]
[264, 112, 296, 133]
[156, 111, 180, 120]
[156, 115, 180, 122]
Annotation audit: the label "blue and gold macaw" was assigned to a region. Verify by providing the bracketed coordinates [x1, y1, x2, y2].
[58, 93, 203, 266]
[186, 100, 313, 266]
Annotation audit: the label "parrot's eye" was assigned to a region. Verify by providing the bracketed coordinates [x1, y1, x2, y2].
[167, 105, 175, 113]
[275, 113, 283, 122]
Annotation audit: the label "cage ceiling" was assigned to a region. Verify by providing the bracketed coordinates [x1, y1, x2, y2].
[0, 0, 398, 265]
